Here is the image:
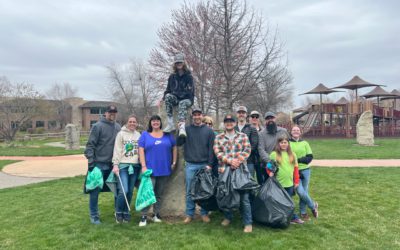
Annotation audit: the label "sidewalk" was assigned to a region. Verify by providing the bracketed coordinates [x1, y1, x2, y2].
[0, 155, 399, 189]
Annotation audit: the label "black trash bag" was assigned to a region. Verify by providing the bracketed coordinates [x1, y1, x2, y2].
[252, 177, 294, 228]
[197, 196, 219, 211]
[231, 164, 260, 191]
[190, 168, 216, 201]
[216, 167, 240, 212]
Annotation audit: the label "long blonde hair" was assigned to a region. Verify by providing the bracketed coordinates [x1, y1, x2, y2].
[274, 136, 295, 165]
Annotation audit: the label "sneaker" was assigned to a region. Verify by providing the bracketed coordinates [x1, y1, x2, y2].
[123, 213, 131, 223]
[183, 217, 193, 224]
[139, 216, 147, 227]
[90, 216, 101, 225]
[243, 225, 253, 233]
[163, 117, 175, 133]
[290, 218, 304, 225]
[152, 214, 162, 223]
[178, 123, 186, 138]
[221, 219, 231, 226]
[115, 213, 123, 224]
[300, 213, 310, 221]
[201, 215, 210, 223]
[312, 202, 319, 218]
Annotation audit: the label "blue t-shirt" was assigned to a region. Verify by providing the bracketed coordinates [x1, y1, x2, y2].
[138, 131, 176, 176]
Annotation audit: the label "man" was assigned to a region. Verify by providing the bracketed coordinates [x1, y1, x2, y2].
[177, 108, 215, 224]
[234, 106, 258, 178]
[249, 110, 263, 132]
[84, 105, 121, 224]
[258, 111, 290, 184]
[214, 114, 253, 233]
[162, 53, 194, 139]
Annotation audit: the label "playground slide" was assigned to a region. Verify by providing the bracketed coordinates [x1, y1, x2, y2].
[302, 112, 319, 134]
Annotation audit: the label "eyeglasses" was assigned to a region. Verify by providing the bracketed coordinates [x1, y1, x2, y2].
[250, 115, 259, 119]
[204, 122, 213, 126]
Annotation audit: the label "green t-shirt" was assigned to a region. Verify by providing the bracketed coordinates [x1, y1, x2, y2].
[270, 151, 298, 188]
[289, 140, 312, 170]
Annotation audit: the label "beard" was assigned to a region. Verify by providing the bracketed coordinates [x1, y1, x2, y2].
[266, 121, 277, 134]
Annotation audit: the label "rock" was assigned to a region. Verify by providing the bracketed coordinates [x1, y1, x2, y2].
[356, 111, 374, 146]
[65, 124, 80, 150]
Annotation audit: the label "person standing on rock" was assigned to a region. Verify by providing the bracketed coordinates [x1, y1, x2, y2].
[162, 53, 194, 139]
[177, 108, 215, 224]
[258, 111, 290, 184]
[138, 115, 177, 227]
[214, 114, 253, 233]
[111, 115, 141, 223]
[84, 105, 121, 225]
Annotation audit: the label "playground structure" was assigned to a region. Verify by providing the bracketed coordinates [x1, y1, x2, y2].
[294, 76, 400, 137]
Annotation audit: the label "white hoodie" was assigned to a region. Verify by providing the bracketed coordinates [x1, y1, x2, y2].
[112, 126, 141, 165]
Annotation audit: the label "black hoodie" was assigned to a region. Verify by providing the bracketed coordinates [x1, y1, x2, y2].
[163, 71, 194, 103]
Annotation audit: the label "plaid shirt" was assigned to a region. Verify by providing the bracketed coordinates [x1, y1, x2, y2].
[213, 131, 251, 169]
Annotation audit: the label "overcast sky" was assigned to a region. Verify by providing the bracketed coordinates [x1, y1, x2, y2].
[1, 0, 399, 107]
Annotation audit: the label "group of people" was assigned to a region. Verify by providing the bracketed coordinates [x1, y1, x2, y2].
[84, 53, 318, 233]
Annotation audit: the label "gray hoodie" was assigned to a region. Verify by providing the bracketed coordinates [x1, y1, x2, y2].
[258, 126, 290, 163]
[84, 117, 121, 164]
[112, 126, 141, 166]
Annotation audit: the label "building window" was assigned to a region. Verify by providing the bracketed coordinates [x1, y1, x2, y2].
[48, 121, 57, 129]
[36, 121, 45, 128]
[11, 121, 20, 129]
[90, 107, 107, 114]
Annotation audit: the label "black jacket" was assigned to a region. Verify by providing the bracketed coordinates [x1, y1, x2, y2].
[234, 123, 259, 164]
[163, 71, 194, 103]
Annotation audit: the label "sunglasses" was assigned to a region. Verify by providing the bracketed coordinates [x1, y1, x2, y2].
[250, 115, 259, 119]
[205, 122, 213, 125]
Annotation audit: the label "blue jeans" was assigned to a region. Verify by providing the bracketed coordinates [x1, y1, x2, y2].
[185, 162, 209, 217]
[116, 164, 140, 216]
[297, 168, 315, 214]
[223, 191, 252, 226]
[284, 186, 300, 220]
[247, 163, 255, 179]
[89, 162, 112, 218]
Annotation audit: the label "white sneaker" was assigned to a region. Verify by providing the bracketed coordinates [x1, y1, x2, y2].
[178, 123, 186, 138]
[163, 117, 175, 132]
[139, 216, 147, 227]
[152, 214, 162, 223]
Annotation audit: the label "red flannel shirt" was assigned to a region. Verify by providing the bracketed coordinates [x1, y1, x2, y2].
[213, 130, 251, 169]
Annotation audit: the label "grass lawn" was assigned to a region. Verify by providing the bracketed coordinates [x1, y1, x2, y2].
[0, 167, 399, 249]
[307, 138, 400, 159]
[0, 137, 85, 156]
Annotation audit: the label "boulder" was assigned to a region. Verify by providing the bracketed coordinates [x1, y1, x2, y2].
[65, 124, 80, 150]
[356, 111, 374, 146]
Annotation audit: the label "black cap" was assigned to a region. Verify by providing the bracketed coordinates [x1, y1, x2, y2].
[192, 107, 203, 114]
[106, 105, 118, 113]
[264, 111, 276, 118]
[223, 114, 236, 123]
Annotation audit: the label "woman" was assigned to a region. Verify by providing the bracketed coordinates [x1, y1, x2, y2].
[138, 115, 177, 226]
[289, 125, 318, 221]
[268, 136, 303, 224]
[112, 115, 141, 223]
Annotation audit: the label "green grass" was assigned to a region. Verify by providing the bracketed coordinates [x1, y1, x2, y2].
[0, 137, 86, 156]
[0, 160, 19, 170]
[307, 138, 400, 159]
[0, 167, 399, 249]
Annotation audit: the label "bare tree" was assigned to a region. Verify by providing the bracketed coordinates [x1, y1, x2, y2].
[46, 82, 78, 128]
[150, 0, 292, 118]
[106, 59, 160, 125]
[0, 77, 46, 141]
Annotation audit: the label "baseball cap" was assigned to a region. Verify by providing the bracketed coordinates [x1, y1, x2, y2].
[106, 105, 118, 113]
[250, 110, 260, 116]
[174, 53, 185, 63]
[264, 111, 276, 118]
[223, 114, 236, 123]
[236, 106, 248, 113]
[192, 107, 202, 114]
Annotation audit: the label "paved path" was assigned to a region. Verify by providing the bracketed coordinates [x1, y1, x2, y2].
[45, 142, 85, 149]
[0, 155, 399, 189]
